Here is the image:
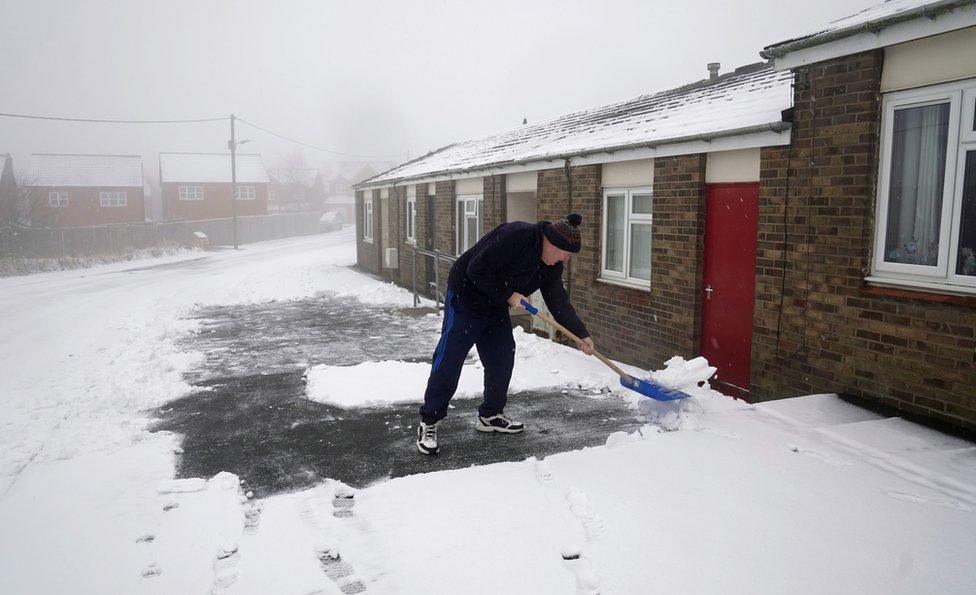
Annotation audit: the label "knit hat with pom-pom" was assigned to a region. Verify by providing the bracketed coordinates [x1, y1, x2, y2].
[543, 213, 583, 253]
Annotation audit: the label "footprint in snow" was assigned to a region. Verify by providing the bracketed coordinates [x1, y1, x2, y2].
[211, 543, 240, 592]
[141, 562, 161, 579]
[787, 444, 852, 467]
[317, 549, 367, 594]
[332, 486, 356, 518]
[561, 548, 601, 595]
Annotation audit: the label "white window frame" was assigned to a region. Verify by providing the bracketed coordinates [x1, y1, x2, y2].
[179, 185, 203, 201]
[48, 191, 68, 207]
[406, 187, 417, 244]
[456, 194, 483, 255]
[99, 191, 127, 207]
[363, 195, 373, 242]
[600, 186, 652, 288]
[235, 185, 256, 201]
[870, 79, 976, 293]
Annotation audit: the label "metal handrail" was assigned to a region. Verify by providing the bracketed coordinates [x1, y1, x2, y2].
[409, 244, 457, 312]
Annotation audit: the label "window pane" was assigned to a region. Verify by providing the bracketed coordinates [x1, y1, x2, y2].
[632, 193, 652, 215]
[884, 102, 950, 267]
[629, 223, 651, 280]
[957, 151, 976, 277]
[605, 194, 625, 272]
[466, 216, 478, 251]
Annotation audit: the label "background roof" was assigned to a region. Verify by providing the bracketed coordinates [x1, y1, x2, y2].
[29, 154, 143, 187]
[159, 152, 270, 184]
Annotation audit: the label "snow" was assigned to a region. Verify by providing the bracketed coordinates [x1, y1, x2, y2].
[29, 153, 143, 187]
[363, 64, 792, 187]
[158, 152, 270, 184]
[1, 227, 975, 594]
[765, 0, 964, 53]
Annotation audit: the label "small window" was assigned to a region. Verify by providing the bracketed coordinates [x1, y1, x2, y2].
[235, 186, 256, 200]
[872, 80, 976, 292]
[363, 196, 373, 241]
[407, 192, 416, 243]
[601, 187, 652, 286]
[456, 194, 483, 254]
[100, 191, 127, 207]
[48, 191, 68, 207]
[179, 185, 203, 200]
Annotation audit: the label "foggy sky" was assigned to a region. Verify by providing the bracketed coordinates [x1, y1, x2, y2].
[0, 0, 868, 177]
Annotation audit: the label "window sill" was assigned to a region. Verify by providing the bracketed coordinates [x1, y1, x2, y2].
[596, 276, 651, 292]
[405, 238, 417, 246]
[362, 238, 373, 244]
[863, 276, 976, 306]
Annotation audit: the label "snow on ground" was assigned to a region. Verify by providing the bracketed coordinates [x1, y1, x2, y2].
[2, 227, 975, 594]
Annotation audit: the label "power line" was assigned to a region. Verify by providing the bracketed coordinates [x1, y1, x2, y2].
[236, 116, 397, 160]
[0, 111, 228, 124]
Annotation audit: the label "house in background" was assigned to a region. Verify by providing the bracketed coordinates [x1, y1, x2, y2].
[354, 0, 976, 434]
[268, 168, 326, 214]
[28, 154, 145, 227]
[159, 152, 269, 221]
[323, 162, 385, 225]
[0, 153, 17, 223]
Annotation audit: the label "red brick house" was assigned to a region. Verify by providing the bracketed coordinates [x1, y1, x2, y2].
[159, 152, 269, 221]
[356, 0, 976, 433]
[28, 154, 145, 227]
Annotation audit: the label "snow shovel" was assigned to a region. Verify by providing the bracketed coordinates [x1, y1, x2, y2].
[519, 299, 690, 401]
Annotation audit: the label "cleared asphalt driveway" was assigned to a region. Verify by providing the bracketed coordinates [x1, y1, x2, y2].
[152, 288, 643, 496]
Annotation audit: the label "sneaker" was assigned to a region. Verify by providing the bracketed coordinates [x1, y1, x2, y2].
[476, 413, 524, 434]
[416, 421, 438, 455]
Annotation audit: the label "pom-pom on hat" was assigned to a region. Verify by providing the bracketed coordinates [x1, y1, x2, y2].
[543, 213, 583, 253]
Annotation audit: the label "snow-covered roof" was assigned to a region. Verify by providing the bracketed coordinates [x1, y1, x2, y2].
[29, 154, 143, 187]
[762, 0, 976, 59]
[359, 63, 792, 188]
[159, 152, 270, 184]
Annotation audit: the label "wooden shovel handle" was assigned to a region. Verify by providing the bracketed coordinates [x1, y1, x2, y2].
[527, 306, 632, 380]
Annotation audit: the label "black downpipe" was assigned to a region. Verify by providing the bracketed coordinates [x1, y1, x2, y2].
[564, 159, 574, 297]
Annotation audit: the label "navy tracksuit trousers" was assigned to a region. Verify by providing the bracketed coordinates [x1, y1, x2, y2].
[420, 290, 516, 423]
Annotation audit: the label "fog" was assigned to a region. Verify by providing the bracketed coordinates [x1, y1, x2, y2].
[1, 0, 864, 175]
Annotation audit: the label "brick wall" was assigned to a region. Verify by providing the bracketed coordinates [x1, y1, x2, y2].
[751, 49, 976, 432]
[483, 175, 507, 231]
[433, 180, 456, 298]
[163, 183, 267, 221]
[32, 186, 145, 227]
[356, 190, 381, 275]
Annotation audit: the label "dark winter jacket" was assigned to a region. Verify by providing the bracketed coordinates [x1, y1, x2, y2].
[447, 220, 589, 339]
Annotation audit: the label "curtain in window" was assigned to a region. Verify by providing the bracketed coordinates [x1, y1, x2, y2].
[885, 103, 950, 266]
[957, 151, 976, 277]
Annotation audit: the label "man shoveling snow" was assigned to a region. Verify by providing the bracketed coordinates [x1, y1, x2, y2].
[417, 214, 595, 455]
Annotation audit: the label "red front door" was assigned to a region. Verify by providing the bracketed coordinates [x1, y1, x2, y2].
[701, 183, 759, 399]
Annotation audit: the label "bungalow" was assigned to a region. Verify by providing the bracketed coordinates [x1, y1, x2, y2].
[159, 152, 269, 221]
[28, 154, 145, 228]
[355, 60, 793, 396]
[356, 0, 976, 434]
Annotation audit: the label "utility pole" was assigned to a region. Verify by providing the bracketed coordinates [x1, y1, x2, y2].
[229, 113, 239, 249]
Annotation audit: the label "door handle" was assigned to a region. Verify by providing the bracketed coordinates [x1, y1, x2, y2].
[705, 284, 714, 300]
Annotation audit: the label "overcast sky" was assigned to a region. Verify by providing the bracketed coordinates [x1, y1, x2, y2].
[0, 0, 872, 177]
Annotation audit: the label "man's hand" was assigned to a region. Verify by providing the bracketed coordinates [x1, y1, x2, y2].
[507, 292, 529, 310]
[578, 337, 595, 356]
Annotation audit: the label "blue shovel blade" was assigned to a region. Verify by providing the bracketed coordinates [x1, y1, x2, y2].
[620, 375, 691, 401]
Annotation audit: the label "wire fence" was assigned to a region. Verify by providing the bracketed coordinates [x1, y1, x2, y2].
[0, 212, 323, 258]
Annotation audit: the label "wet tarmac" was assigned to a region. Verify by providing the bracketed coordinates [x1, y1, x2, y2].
[151, 291, 644, 497]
